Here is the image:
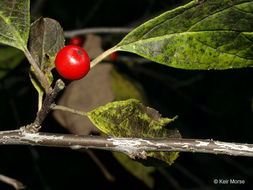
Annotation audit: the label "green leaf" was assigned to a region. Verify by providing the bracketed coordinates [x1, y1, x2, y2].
[113, 152, 155, 188]
[0, 0, 30, 51]
[0, 47, 24, 79]
[117, 0, 253, 69]
[88, 99, 181, 165]
[29, 17, 65, 93]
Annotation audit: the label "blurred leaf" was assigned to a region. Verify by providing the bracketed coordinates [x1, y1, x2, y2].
[0, 0, 30, 51]
[29, 17, 64, 93]
[53, 64, 114, 135]
[88, 99, 181, 165]
[117, 0, 253, 69]
[0, 47, 24, 79]
[110, 68, 147, 102]
[82, 34, 104, 59]
[113, 152, 155, 188]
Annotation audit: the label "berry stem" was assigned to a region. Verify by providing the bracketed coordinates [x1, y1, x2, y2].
[90, 46, 119, 68]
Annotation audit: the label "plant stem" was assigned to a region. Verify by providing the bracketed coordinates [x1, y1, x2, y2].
[23, 79, 65, 133]
[84, 149, 115, 182]
[1, 130, 253, 158]
[64, 27, 133, 38]
[23, 47, 52, 93]
[35, 80, 65, 125]
[90, 46, 119, 68]
[51, 104, 88, 116]
[38, 91, 43, 111]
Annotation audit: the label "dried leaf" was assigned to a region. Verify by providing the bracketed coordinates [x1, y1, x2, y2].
[29, 17, 65, 92]
[29, 17, 64, 72]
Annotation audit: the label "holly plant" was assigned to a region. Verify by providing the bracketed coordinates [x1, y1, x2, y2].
[0, 0, 252, 189]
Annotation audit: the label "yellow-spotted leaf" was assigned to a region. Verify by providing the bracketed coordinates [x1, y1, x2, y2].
[117, 0, 253, 69]
[0, 0, 30, 51]
[88, 99, 181, 165]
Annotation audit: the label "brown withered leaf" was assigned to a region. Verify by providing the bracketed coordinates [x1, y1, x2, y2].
[29, 17, 64, 93]
[29, 17, 65, 73]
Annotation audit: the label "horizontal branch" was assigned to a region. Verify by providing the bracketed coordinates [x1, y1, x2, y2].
[1, 130, 253, 158]
[64, 27, 133, 37]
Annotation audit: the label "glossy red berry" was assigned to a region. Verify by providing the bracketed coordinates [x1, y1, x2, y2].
[69, 36, 83, 46]
[110, 52, 117, 61]
[55, 45, 90, 80]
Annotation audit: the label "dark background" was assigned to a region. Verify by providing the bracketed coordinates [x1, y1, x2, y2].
[0, 0, 253, 189]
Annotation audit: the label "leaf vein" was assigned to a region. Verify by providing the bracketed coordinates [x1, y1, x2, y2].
[188, 1, 252, 31]
[142, 3, 198, 39]
[120, 31, 252, 61]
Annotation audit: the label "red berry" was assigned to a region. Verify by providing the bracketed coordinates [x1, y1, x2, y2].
[55, 45, 90, 80]
[69, 36, 83, 46]
[110, 52, 117, 61]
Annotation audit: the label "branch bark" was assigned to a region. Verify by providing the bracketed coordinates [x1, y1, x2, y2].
[64, 27, 133, 38]
[1, 130, 253, 158]
[22, 79, 65, 133]
[34, 79, 65, 126]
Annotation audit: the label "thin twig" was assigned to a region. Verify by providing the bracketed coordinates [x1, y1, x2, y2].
[1, 130, 253, 158]
[64, 27, 133, 38]
[84, 149, 115, 182]
[52, 106, 114, 181]
[0, 173, 25, 190]
[51, 104, 88, 116]
[219, 156, 253, 178]
[35, 79, 65, 125]
[157, 167, 182, 190]
[28, 147, 51, 190]
[174, 163, 207, 187]
[22, 79, 65, 133]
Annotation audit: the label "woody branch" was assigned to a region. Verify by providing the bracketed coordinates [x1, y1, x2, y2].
[0, 130, 253, 158]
